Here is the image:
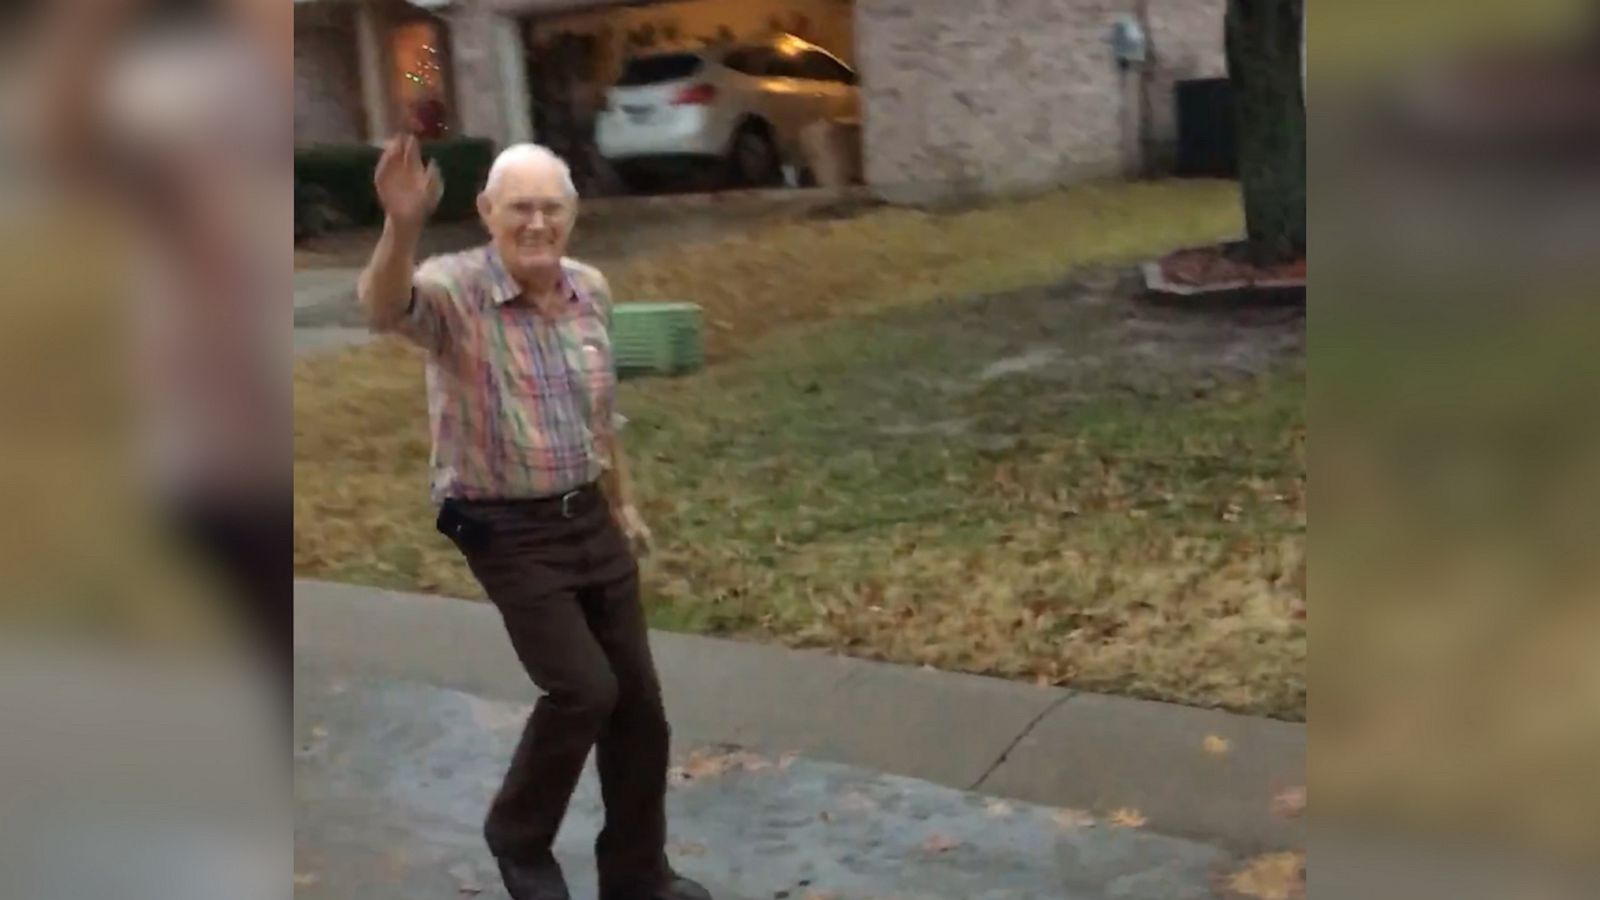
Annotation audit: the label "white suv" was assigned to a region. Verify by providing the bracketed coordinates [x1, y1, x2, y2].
[595, 34, 860, 190]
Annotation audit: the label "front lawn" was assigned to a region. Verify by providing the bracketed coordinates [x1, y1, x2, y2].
[294, 179, 1306, 718]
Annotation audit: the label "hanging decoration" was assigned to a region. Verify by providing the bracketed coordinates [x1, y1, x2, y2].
[405, 43, 443, 88]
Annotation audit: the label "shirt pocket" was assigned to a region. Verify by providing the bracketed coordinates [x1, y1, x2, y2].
[574, 327, 617, 428]
[579, 329, 614, 385]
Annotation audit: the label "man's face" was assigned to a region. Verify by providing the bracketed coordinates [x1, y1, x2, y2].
[478, 164, 575, 280]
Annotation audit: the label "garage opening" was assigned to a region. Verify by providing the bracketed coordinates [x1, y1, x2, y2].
[520, 0, 859, 196]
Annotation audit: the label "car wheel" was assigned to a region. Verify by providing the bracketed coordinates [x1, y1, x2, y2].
[728, 126, 781, 188]
[613, 164, 656, 195]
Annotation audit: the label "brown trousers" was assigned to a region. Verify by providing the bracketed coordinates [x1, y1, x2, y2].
[442, 487, 670, 896]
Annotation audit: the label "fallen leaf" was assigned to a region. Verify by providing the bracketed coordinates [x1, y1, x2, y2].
[382, 848, 411, 877]
[448, 862, 483, 895]
[1107, 807, 1147, 828]
[668, 841, 707, 858]
[735, 752, 774, 772]
[1225, 851, 1306, 899]
[1272, 786, 1306, 819]
[668, 746, 776, 785]
[836, 790, 878, 813]
[985, 799, 1015, 818]
[467, 697, 529, 733]
[921, 832, 961, 854]
[293, 872, 320, 889]
[1203, 735, 1231, 756]
[1051, 808, 1096, 829]
[310, 725, 328, 740]
[670, 749, 727, 783]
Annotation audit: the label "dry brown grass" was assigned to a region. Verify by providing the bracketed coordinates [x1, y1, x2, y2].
[295, 179, 1307, 718]
[606, 180, 1243, 360]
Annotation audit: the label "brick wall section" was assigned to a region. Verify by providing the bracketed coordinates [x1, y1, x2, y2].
[294, 14, 365, 145]
[1143, 0, 1228, 168]
[857, 0, 1224, 200]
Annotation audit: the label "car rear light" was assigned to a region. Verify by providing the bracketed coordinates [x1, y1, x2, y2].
[671, 83, 717, 106]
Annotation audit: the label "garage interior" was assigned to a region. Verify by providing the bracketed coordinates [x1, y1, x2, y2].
[516, 0, 858, 195]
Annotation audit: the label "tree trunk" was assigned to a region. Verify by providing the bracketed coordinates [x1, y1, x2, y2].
[1226, 0, 1306, 264]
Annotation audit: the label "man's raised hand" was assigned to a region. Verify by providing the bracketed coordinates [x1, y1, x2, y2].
[373, 134, 443, 228]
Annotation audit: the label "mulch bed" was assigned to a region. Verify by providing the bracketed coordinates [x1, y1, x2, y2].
[1160, 243, 1305, 289]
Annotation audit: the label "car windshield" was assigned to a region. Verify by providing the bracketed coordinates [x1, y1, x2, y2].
[616, 53, 704, 87]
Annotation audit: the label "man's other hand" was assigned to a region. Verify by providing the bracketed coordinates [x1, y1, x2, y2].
[617, 504, 654, 561]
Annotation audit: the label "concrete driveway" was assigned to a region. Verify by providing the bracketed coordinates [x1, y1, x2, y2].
[294, 581, 1305, 900]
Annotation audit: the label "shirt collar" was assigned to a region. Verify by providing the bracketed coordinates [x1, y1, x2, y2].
[485, 245, 579, 309]
[484, 246, 521, 306]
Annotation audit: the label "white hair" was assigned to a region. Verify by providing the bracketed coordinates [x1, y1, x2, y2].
[483, 143, 578, 199]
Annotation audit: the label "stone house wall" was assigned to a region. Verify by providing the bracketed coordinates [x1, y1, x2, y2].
[856, 0, 1225, 201]
[294, 8, 367, 145]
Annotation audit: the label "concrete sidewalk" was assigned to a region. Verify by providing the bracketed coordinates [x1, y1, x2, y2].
[295, 581, 1303, 856]
[293, 269, 363, 325]
[295, 269, 357, 305]
[294, 269, 371, 357]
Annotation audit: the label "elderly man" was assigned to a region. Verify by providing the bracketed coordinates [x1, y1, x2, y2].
[358, 137, 711, 900]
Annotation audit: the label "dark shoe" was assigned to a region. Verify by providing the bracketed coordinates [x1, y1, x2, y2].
[601, 873, 712, 900]
[662, 871, 713, 896]
[659, 874, 713, 900]
[496, 855, 571, 900]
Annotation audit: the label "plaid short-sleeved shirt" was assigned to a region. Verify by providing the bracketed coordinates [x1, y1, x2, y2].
[394, 245, 620, 503]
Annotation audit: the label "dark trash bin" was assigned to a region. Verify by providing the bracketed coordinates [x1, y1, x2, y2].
[1175, 77, 1237, 177]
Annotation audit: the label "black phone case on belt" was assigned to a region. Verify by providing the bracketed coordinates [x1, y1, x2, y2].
[436, 500, 494, 552]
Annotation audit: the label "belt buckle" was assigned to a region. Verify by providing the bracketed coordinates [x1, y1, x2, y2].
[560, 489, 581, 519]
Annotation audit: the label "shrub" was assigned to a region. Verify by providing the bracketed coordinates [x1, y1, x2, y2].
[293, 137, 495, 228]
[294, 178, 349, 242]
